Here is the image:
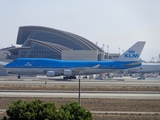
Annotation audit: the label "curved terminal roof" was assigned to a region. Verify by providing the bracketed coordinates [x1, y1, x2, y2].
[5, 47, 30, 55]
[17, 26, 103, 52]
[25, 39, 71, 54]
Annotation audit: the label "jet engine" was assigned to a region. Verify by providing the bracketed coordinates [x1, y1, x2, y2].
[46, 71, 55, 77]
[63, 69, 73, 76]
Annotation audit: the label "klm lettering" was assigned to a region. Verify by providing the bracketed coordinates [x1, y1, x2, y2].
[124, 54, 139, 58]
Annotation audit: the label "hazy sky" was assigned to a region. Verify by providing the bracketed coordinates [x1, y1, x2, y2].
[0, 0, 160, 61]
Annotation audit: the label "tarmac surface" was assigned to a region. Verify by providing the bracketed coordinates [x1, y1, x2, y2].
[0, 76, 159, 99]
[0, 90, 159, 99]
[0, 76, 160, 86]
[0, 109, 159, 115]
[0, 76, 160, 116]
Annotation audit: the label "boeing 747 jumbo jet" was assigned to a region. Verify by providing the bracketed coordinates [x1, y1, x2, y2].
[1, 41, 145, 79]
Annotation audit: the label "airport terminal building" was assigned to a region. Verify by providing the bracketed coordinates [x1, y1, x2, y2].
[4, 26, 105, 61]
[0, 26, 120, 75]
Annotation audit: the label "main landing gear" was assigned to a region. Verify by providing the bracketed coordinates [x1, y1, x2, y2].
[63, 76, 76, 80]
[17, 74, 21, 79]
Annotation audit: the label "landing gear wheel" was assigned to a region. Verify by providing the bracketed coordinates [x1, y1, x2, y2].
[63, 76, 76, 80]
[17, 75, 21, 79]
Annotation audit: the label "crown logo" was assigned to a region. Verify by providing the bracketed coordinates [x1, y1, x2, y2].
[128, 49, 135, 54]
[25, 62, 32, 66]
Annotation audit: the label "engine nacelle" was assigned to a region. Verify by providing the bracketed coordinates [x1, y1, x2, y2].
[64, 69, 73, 76]
[46, 71, 55, 77]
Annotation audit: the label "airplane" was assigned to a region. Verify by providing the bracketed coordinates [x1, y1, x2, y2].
[127, 63, 160, 73]
[1, 41, 145, 79]
[126, 62, 160, 79]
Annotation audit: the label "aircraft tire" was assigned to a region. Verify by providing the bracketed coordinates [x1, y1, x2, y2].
[17, 75, 21, 79]
[63, 76, 76, 79]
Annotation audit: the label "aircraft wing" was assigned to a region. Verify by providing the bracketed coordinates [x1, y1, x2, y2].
[72, 64, 100, 72]
[0, 61, 9, 66]
[92, 64, 100, 69]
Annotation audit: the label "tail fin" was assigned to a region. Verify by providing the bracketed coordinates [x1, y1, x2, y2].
[115, 41, 146, 61]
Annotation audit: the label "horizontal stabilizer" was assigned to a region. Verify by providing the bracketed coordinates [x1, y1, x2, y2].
[115, 41, 146, 61]
[0, 61, 9, 66]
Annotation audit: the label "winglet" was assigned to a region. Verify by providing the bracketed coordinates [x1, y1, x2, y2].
[115, 41, 146, 61]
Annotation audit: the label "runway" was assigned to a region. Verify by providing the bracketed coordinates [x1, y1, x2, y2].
[0, 90, 159, 99]
[0, 108, 159, 114]
[0, 76, 160, 86]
